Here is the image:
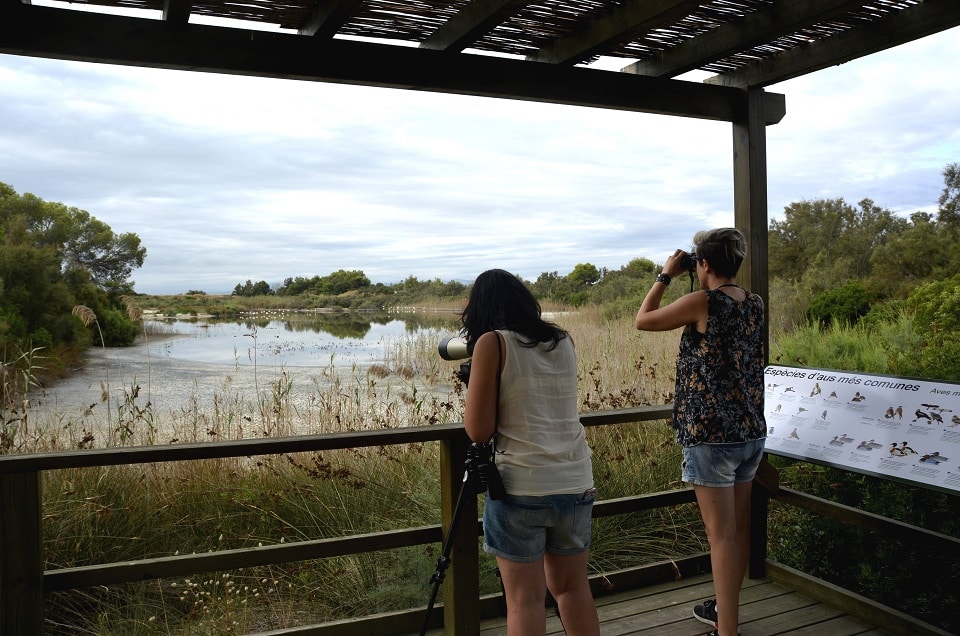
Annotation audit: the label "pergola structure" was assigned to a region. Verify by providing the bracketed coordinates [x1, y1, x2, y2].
[2, 5, 960, 634]
[2, 1, 959, 306]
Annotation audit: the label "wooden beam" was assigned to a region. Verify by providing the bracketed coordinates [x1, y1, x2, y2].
[162, 0, 192, 25]
[297, 0, 362, 38]
[529, 0, 699, 66]
[706, 0, 960, 88]
[420, 0, 528, 52]
[0, 3, 785, 124]
[776, 488, 960, 555]
[44, 526, 443, 591]
[623, 0, 866, 78]
[732, 88, 771, 362]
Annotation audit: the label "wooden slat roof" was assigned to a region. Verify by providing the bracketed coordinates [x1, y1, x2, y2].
[1, 0, 958, 122]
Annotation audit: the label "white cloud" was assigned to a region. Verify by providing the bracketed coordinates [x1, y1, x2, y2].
[2, 27, 959, 293]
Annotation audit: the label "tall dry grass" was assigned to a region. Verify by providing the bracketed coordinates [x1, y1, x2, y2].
[14, 308, 698, 634]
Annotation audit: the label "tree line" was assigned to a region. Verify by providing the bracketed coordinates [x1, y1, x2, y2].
[3, 162, 959, 388]
[1, 182, 146, 388]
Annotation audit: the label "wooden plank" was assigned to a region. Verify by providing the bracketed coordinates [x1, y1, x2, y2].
[592, 488, 696, 518]
[624, 0, 868, 78]
[707, 0, 960, 88]
[788, 615, 883, 635]
[297, 0, 362, 38]
[44, 525, 441, 591]
[162, 0, 192, 25]
[588, 552, 711, 598]
[580, 404, 674, 427]
[0, 2, 786, 124]
[0, 423, 466, 473]
[775, 488, 960, 555]
[746, 592, 835, 631]
[766, 561, 954, 636]
[0, 406, 676, 474]
[285, 570, 912, 635]
[530, 0, 701, 66]
[420, 0, 529, 53]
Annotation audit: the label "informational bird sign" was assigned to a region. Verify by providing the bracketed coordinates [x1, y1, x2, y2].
[764, 365, 960, 494]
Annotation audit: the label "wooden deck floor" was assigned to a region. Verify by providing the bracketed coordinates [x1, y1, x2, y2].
[463, 573, 894, 636]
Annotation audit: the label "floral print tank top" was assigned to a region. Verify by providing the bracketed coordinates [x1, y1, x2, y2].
[672, 287, 767, 447]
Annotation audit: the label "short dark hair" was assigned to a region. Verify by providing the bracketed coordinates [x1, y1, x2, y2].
[693, 227, 746, 277]
[459, 269, 566, 351]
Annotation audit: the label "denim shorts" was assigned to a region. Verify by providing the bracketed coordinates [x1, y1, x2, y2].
[681, 439, 765, 487]
[482, 490, 596, 563]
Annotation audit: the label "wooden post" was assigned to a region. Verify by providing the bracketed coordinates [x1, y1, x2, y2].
[0, 470, 44, 635]
[439, 436, 480, 635]
[734, 87, 777, 579]
[732, 86, 773, 366]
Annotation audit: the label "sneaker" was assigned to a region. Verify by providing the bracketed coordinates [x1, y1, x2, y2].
[693, 600, 718, 627]
[693, 599, 741, 634]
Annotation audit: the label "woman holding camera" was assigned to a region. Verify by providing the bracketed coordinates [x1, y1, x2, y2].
[634, 228, 766, 636]
[460, 268, 600, 636]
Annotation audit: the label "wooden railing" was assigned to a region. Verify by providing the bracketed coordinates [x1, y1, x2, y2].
[753, 469, 960, 636]
[7, 401, 956, 635]
[0, 404, 693, 636]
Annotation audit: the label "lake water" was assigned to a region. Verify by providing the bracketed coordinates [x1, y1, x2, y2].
[30, 312, 461, 432]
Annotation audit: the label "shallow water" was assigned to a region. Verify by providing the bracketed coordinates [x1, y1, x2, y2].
[27, 315, 457, 438]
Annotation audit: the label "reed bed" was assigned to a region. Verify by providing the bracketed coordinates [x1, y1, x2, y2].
[10, 309, 700, 635]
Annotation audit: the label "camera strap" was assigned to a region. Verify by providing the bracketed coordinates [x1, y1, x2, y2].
[492, 330, 503, 450]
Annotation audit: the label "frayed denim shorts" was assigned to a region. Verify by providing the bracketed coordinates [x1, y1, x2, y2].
[681, 439, 765, 487]
[482, 489, 596, 563]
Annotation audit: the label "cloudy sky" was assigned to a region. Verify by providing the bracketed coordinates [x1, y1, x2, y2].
[1, 19, 958, 295]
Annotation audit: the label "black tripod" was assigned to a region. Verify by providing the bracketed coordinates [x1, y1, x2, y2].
[419, 445, 563, 635]
[420, 465, 475, 636]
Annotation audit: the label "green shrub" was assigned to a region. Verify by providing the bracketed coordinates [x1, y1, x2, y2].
[807, 280, 871, 326]
[909, 273, 960, 335]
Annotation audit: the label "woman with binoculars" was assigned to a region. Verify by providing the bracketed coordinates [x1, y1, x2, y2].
[635, 227, 767, 636]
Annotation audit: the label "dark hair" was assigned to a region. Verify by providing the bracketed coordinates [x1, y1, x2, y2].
[692, 227, 746, 278]
[459, 269, 566, 351]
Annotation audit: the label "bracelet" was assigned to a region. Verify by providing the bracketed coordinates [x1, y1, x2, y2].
[655, 273, 671, 286]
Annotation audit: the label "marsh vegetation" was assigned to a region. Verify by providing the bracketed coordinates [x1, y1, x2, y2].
[9, 307, 702, 635]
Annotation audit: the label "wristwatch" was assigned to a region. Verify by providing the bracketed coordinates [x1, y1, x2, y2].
[655, 273, 671, 285]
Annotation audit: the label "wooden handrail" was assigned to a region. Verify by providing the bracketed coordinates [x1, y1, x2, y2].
[0, 404, 675, 635]
[2, 402, 952, 634]
[0, 424, 467, 473]
[774, 487, 960, 554]
[0, 405, 674, 475]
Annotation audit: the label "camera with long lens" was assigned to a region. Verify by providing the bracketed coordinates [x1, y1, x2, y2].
[438, 336, 474, 385]
[465, 441, 506, 499]
[680, 251, 697, 273]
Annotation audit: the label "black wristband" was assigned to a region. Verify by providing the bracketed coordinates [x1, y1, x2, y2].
[655, 273, 671, 285]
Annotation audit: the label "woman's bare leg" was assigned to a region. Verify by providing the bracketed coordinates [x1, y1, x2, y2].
[496, 556, 547, 635]
[545, 550, 600, 636]
[695, 481, 753, 636]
